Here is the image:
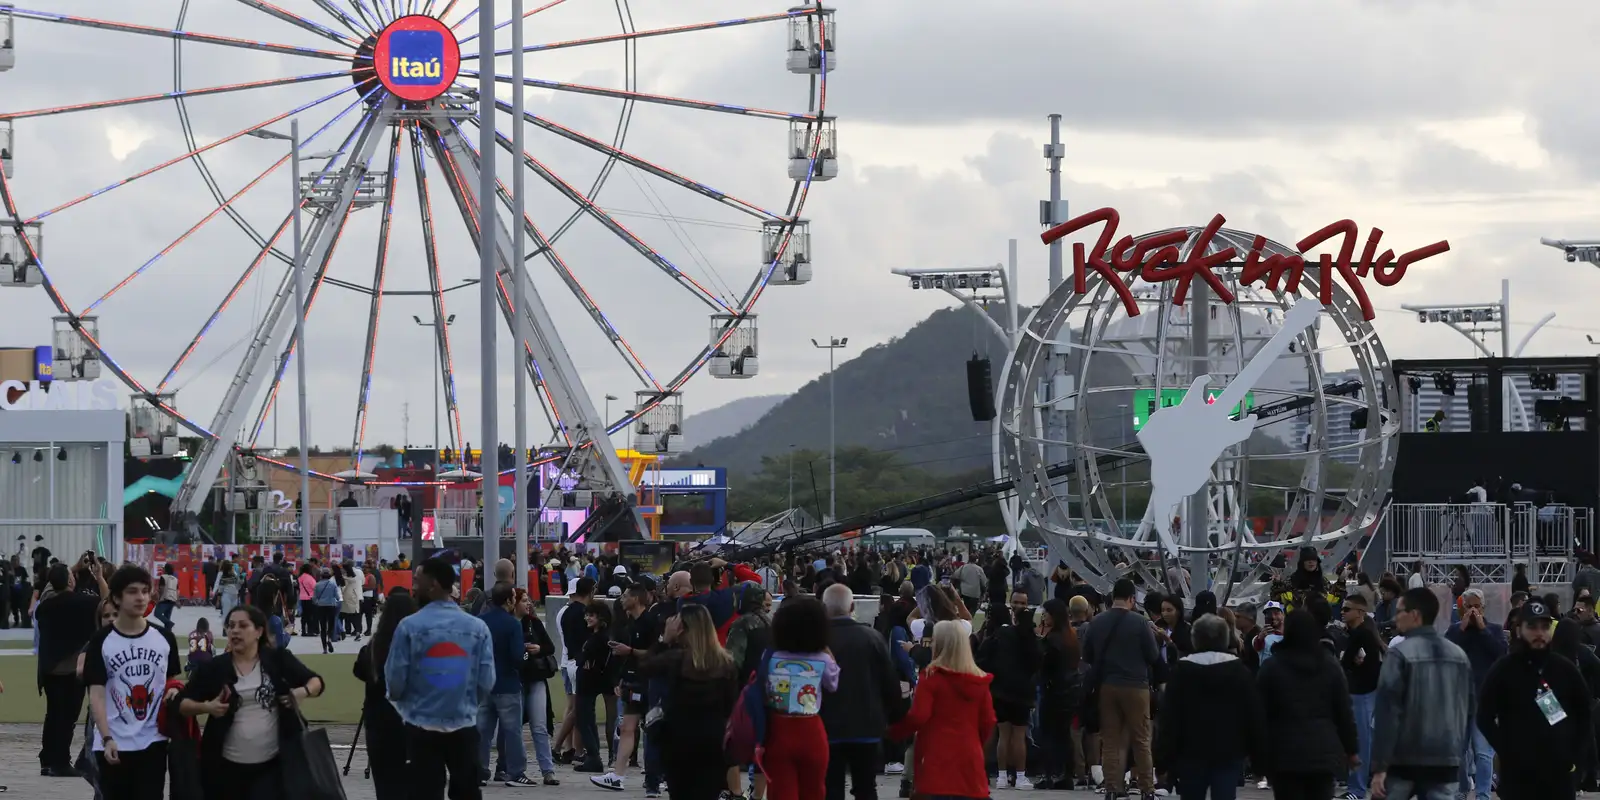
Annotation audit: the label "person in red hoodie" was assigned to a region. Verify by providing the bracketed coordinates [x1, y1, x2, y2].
[888, 619, 997, 800]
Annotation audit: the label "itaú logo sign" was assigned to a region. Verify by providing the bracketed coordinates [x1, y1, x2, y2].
[0, 379, 121, 411]
[373, 15, 461, 102]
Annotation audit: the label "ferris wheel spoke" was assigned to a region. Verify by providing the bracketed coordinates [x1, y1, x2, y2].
[8, 8, 360, 61]
[456, 0, 571, 47]
[347, 0, 386, 33]
[349, 126, 405, 466]
[485, 95, 784, 222]
[446, 3, 478, 32]
[308, 0, 375, 39]
[0, 69, 362, 122]
[409, 126, 468, 454]
[80, 149, 301, 316]
[430, 124, 661, 392]
[467, 119, 735, 312]
[470, 70, 815, 125]
[22, 83, 359, 225]
[230, 0, 362, 48]
[422, 126, 572, 438]
[465, 9, 819, 59]
[158, 211, 297, 393]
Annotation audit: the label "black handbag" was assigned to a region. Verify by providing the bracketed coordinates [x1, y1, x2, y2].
[281, 710, 349, 800]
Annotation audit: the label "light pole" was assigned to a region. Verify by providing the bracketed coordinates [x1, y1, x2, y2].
[1117, 403, 1129, 525]
[511, 0, 529, 587]
[412, 314, 456, 461]
[811, 336, 848, 521]
[245, 123, 338, 556]
[476, 0, 501, 542]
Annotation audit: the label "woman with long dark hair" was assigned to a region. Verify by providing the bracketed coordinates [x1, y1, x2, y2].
[177, 604, 325, 800]
[1036, 598, 1081, 789]
[512, 588, 559, 785]
[648, 604, 739, 800]
[355, 587, 417, 800]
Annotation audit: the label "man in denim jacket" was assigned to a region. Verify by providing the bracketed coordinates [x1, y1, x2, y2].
[387, 558, 496, 800]
[1371, 587, 1475, 800]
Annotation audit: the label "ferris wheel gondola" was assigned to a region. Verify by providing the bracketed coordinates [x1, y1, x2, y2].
[0, 0, 837, 522]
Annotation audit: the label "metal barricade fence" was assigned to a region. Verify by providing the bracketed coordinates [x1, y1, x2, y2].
[1386, 502, 1596, 585]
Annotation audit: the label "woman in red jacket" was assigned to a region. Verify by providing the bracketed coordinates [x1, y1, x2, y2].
[888, 619, 997, 800]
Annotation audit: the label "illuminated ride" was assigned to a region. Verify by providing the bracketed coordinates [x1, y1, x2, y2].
[998, 221, 1403, 597]
[0, 1, 837, 531]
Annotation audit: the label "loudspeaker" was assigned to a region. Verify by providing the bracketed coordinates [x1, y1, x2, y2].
[967, 356, 995, 421]
[1467, 383, 1490, 432]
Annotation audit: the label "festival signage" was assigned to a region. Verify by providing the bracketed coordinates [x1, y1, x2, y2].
[372, 15, 461, 103]
[1040, 208, 1451, 320]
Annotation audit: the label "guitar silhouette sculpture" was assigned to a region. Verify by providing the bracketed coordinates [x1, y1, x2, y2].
[1135, 297, 1324, 556]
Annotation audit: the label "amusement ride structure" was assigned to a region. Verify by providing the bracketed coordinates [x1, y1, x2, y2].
[0, 0, 838, 539]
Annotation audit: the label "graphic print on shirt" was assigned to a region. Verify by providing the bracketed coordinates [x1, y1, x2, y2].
[109, 645, 165, 723]
[85, 624, 180, 752]
[766, 657, 826, 715]
[420, 641, 471, 690]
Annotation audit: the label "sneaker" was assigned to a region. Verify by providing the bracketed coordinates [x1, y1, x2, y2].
[542, 771, 561, 786]
[993, 775, 1009, 791]
[884, 762, 905, 775]
[555, 750, 574, 765]
[645, 788, 662, 799]
[573, 761, 605, 774]
[1338, 793, 1362, 800]
[590, 772, 625, 792]
[1013, 774, 1034, 790]
[504, 775, 537, 787]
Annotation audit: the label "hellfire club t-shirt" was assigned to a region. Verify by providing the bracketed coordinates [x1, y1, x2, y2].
[82, 621, 182, 753]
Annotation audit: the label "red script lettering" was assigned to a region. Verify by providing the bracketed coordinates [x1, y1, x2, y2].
[1039, 208, 1450, 321]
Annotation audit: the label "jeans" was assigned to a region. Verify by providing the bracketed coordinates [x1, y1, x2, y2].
[1174, 759, 1244, 800]
[153, 600, 175, 630]
[219, 586, 238, 622]
[1349, 691, 1376, 797]
[1383, 775, 1458, 800]
[642, 722, 663, 790]
[1455, 718, 1494, 800]
[522, 681, 556, 775]
[476, 691, 525, 780]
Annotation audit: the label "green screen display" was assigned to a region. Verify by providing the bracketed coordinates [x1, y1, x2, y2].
[1131, 387, 1255, 431]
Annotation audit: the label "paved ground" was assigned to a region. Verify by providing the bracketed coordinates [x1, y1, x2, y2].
[0, 716, 1292, 799]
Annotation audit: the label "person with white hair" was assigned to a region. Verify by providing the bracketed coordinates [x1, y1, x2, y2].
[818, 583, 905, 800]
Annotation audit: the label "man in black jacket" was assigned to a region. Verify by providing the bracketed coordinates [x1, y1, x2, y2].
[1339, 594, 1383, 800]
[33, 563, 99, 777]
[1478, 599, 1593, 800]
[819, 583, 904, 800]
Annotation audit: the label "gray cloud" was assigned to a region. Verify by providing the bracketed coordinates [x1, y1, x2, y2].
[1398, 132, 1543, 194]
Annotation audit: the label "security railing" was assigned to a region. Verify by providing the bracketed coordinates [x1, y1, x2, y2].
[1385, 502, 1595, 585]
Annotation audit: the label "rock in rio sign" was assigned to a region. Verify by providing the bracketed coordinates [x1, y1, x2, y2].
[373, 15, 462, 103]
[1040, 207, 1451, 321]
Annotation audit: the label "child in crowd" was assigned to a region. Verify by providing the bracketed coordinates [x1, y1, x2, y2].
[186, 617, 214, 677]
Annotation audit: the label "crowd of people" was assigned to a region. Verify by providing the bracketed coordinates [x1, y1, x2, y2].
[18, 536, 1600, 800]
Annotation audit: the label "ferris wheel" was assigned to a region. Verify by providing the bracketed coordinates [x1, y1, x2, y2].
[0, 0, 837, 521]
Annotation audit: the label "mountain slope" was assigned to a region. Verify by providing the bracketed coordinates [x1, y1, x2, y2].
[680, 394, 785, 451]
[675, 306, 1136, 480]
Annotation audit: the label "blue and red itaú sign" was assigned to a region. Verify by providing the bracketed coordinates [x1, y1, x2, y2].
[372, 15, 461, 103]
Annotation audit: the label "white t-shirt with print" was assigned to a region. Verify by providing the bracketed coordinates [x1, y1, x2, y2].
[82, 622, 182, 753]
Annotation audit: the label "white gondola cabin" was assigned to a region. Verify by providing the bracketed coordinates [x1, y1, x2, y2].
[0, 219, 41, 287]
[709, 314, 759, 379]
[762, 219, 812, 285]
[128, 394, 181, 459]
[785, 5, 836, 75]
[788, 118, 838, 182]
[52, 316, 101, 381]
[0, 120, 13, 178]
[0, 4, 14, 72]
[630, 391, 684, 455]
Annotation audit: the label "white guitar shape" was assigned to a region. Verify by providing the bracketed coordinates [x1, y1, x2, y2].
[1136, 297, 1324, 557]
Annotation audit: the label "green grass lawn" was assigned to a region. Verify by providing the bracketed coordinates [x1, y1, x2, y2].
[0, 654, 570, 725]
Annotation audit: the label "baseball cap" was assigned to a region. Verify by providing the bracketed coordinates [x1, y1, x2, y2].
[613, 564, 628, 575]
[1522, 600, 1556, 622]
[1263, 601, 1285, 613]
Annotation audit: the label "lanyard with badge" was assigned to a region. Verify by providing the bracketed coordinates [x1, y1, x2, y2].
[1535, 665, 1568, 725]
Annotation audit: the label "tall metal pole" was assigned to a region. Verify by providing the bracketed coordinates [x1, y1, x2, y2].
[1117, 403, 1128, 524]
[511, 0, 529, 588]
[476, 0, 501, 542]
[1045, 114, 1063, 291]
[433, 327, 440, 457]
[290, 119, 312, 557]
[1186, 283, 1211, 591]
[1041, 115, 1068, 478]
[828, 345, 836, 521]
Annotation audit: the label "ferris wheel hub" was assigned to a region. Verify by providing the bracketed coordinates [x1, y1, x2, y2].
[371, 14, 461, 104]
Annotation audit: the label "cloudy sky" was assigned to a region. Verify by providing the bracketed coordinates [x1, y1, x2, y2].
[4, 0, 1600, 457]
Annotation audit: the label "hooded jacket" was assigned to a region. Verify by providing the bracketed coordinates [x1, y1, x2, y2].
[1156, 651, 1264, 768]
[1288, 546, 1327, 597]
[1255, 645, 1358, 775]
[887, 668, 996, 799]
